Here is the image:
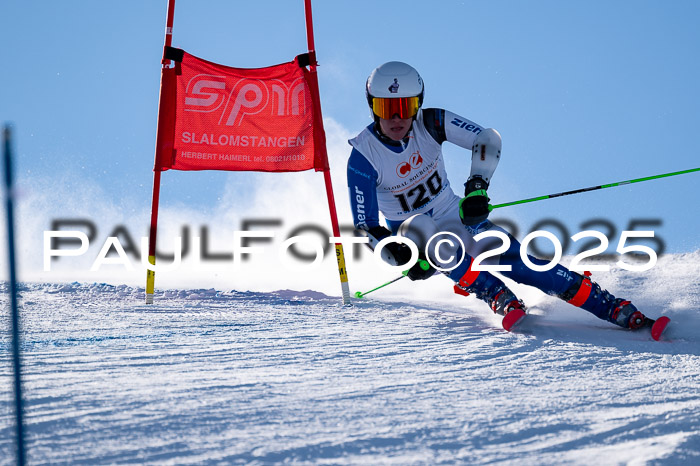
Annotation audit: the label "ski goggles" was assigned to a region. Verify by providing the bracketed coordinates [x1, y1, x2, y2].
[371, 96, 421, 119]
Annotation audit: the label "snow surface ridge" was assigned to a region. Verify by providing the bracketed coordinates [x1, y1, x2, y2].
[3, 248, 700, 342]
[1, 252, 699, 464]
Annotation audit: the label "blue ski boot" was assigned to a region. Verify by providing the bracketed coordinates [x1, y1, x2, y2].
[609, 299, 647, 329]
[454, 270, 524, 317]
[559, 273, 648, 329]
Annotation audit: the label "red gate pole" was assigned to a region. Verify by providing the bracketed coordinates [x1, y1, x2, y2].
[146, 0, 177, 304]
[303, 0, 351, 304]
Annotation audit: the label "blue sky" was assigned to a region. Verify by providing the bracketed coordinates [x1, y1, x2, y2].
[1, 1, 699, 287]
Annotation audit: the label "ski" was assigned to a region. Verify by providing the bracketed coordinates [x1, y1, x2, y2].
[502, 307, 527, 332]
[501, 310, 669, 340]
[648, 316, 671, 341]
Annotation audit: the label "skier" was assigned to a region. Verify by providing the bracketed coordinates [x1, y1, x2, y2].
[347, 61, 653, 331]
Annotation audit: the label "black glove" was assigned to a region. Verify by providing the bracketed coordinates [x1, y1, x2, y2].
[405, 258, 436, 281]
[384, 241, 412, 266]
[367, 226, 434, 278]
[367, 226, 412, 266]
[460, 176, 491, 226]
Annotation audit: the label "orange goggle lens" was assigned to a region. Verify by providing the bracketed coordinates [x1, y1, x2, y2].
[372, 96, 420, 119]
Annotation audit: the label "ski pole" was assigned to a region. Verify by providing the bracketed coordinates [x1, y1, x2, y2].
[354, 259, 431, 298]
[4, 124, 26, 466]
[354, 274, 406, 298]
[489, 167, 700, 211]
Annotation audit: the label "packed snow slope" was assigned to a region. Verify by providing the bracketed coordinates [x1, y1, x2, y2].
[1, 252, 699, 465]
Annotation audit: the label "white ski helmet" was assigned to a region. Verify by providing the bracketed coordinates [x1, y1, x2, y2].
[366, 61, 424, 119]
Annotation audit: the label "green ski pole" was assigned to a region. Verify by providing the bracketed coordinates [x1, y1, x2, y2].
[354, 274, 405, 299]
[489, 167, 700, 211]
[355, 259, 431, 299]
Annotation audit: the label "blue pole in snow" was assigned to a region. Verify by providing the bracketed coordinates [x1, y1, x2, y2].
[3, 124, 26, 466]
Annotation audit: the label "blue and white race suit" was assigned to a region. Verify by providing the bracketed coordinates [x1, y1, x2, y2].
[346, 108, 596, 315]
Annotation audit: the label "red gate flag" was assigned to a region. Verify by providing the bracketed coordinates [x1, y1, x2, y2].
[147, 0, 351, 305]
[154, 47, 328, 173]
